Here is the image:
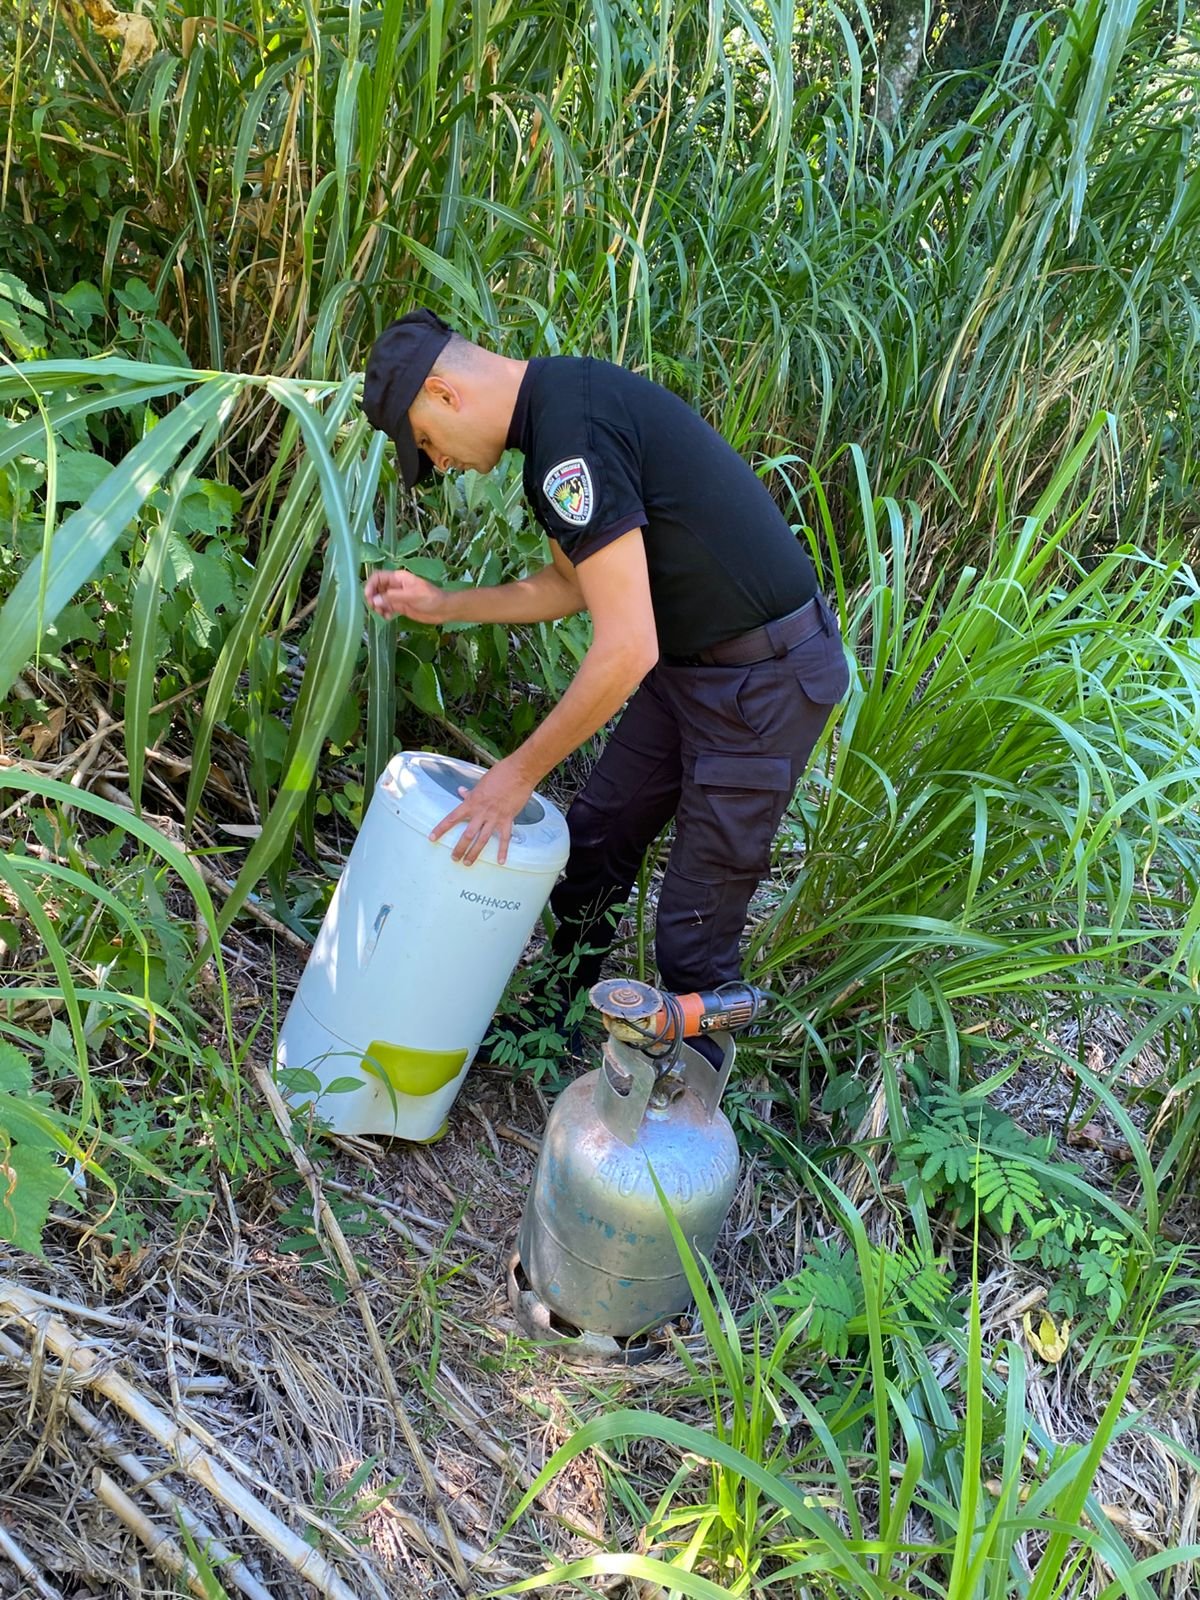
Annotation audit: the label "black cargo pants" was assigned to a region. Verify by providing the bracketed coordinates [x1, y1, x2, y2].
[549, 592, 850, 994]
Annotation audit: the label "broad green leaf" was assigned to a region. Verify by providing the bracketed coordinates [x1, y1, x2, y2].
[906, 986, 933, 1032]
[175, 480, 242, 538]
[0, 1137, 79, 1258]
[409, 661, 444, 717]
[278, 1068, 323, 1097]
[115, 278, 157, 315]
[0, 1044, 32, 1096]
[0, 272, 47, 316]
[56, 281, 105, 325]
[53, 449, 111, 506]
[188, 545, 238, 629]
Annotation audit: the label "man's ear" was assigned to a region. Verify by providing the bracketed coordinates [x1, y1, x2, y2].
[422, 374, 461, 410]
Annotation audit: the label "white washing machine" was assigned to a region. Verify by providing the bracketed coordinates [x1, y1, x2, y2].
[276, 751, 570, 1139]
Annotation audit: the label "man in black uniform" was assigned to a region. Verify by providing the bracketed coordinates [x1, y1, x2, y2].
[361, 309, 849, 1005]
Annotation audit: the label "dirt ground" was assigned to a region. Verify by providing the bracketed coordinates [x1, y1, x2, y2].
[0, 1038, 807, 1600]
[1, 865, 1198, 1599]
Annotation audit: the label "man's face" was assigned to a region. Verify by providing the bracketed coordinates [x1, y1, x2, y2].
[408, 383, 502, 478]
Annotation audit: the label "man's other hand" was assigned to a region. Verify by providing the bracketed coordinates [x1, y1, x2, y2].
[428, 755, 536, 866]
[364, 567, 449, 623]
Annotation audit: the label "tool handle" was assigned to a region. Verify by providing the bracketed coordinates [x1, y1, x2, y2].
[653, 983, 770, 1039]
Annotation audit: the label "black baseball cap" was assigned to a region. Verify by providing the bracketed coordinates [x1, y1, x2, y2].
[362, 308, 454, 488]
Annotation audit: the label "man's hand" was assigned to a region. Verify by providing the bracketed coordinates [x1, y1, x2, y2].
[429, 755, 535, 866]
[364, 567, 449, 623]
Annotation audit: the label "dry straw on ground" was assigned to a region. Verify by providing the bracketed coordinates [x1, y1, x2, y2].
[2, 1047, 1197, 1598]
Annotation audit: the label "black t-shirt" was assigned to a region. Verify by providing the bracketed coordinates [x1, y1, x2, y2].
[505, 356, 816, 656]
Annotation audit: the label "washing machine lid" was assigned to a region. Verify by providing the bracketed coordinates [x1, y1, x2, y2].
[377, 751, 570, 869]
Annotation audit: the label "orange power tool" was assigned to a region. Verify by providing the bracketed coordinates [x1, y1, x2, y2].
[589, 977, 771, 1050]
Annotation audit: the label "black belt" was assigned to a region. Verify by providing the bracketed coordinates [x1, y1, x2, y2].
[674, 596, 826, 667]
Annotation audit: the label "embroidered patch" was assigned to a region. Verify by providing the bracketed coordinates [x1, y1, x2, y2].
[542, 457, 595, 527]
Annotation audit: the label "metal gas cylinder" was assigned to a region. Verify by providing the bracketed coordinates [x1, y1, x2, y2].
[510, 980, 751, 1356]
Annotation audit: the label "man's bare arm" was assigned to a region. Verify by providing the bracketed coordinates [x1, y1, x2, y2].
[504, 533, 658, 785]
[429, 529, 659, 863]
[364, 540, 584, 626]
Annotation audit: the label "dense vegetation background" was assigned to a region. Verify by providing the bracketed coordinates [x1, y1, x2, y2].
[1, 0, 1199, 1594]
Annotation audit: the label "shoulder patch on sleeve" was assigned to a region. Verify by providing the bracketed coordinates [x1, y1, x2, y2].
[542, 457, 595, 527]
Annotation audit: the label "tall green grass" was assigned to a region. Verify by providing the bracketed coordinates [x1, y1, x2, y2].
[0, 7, 1195, 1576]
[753, 417, 1200, 1053]
[0, 359, 381, 928]
[2, 1, 1194, 848]
[0, 772, 244, 1250]
[4, 0, 1195, 567]
[494, 1172, 1199, 1598]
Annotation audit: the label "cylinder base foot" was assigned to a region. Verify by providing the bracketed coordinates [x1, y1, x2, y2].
[506, 1252, 662, 1366]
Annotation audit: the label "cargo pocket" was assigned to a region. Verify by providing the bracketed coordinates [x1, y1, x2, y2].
[687, 751, 795, 876]
[791, 633, 850, 706]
